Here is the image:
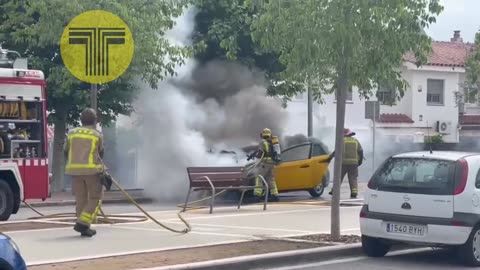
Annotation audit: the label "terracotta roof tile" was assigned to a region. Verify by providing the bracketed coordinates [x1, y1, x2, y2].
[378, 113, 414, 124]
[459, 114, 480, 125]
[404, 41, 474, 67]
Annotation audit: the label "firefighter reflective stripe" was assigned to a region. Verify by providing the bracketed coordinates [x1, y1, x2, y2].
[79, 212, 93, 224]
[254, 176, 279, 196]
[79, 200, 102, 225]
[262, 140, 273, 161]
[343, 137, 359, 165]
[254, 176, 263, 196]
[263, 140, 270, 153]
[91, 200, 102, 222]
[66, 130, 102, 170]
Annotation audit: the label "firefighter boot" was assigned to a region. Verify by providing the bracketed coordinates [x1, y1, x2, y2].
[267, 190, 279, 202]
[350, 188, 358, 199]
[74, 222, 97, 237]
[268, 195, 279, 202]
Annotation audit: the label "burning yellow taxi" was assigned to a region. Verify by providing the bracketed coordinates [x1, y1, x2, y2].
[273, 140, 332, 197]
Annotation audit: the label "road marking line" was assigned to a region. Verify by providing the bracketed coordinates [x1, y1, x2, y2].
[164, 207, 361, 222]
[167, 222, 318, 234]
[111, 203, 358, 217]
[112, 224, 256, 238]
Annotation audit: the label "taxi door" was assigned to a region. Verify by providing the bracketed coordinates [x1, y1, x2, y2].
[309, 143, 331, 188]
[275, 143, 313, 191]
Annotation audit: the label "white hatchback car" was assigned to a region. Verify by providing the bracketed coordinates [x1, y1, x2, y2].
[360, 151, 480, 266]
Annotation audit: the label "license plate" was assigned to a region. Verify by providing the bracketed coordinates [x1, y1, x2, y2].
[386, 222, 426, 236]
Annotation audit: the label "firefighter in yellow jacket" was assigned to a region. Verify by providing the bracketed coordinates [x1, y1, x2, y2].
[64, 108, 105, 237]
[328, 128, 364, 199]
[251, 128, 280, 202]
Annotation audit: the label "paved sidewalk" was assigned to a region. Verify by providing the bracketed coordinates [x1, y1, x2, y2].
[23, 181, 367, 208]
[23, 189, 152, 208]
[9, 203, 362, 267]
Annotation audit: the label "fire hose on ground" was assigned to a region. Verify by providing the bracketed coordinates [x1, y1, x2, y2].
[21, 152, 265, 234]
[23, 174, 191, 234]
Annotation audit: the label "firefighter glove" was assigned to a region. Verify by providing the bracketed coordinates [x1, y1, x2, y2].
[100, 172, 113, 191]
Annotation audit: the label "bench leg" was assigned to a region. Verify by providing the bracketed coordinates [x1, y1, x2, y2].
[263, 187, 268, 211]
[238, 189, 247, 209]
[183, 188, 192, 212]
[210, 187, 216, 214]
[258, 175, 268, 211]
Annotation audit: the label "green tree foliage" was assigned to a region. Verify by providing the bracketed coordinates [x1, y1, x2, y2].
[1, 0, 189, 124]
[0, 0, 190, 191]
[466, 30, 480, 96]
[250, 0, 443, 239]
[192, 0, 303, 100]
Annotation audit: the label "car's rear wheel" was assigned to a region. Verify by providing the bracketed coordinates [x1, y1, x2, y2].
[361, 235, 391, 257]
[0, 180, 14, 221]
[308, 175, 327, 198]
[458, 225, 480, 266]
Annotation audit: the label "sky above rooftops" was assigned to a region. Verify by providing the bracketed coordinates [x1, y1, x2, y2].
[425, 0, 480, 43]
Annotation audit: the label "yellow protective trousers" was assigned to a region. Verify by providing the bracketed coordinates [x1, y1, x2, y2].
[253, 162, 279, 197]
[72, 174, 104, 227]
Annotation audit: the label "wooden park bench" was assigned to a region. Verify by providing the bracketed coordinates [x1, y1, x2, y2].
[183, 166, 269, 214]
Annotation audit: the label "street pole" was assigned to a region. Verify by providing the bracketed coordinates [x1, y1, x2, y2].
[307, 88, 313, 137]
[91, 83, 98, 112]
[372, 103, 376, 172]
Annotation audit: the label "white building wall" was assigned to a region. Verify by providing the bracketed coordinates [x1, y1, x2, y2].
[409, 68, 460, 142]
[380, 67, 414, 117]
[284, 64, 464, 143]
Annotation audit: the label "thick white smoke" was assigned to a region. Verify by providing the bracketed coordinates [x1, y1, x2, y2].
[132, 7, 287, 201]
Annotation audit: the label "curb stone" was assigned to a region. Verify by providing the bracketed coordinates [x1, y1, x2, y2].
[134, 244, 364, 270]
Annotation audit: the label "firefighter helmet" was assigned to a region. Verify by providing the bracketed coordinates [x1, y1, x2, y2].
[261, 128, 272, 139]
[80, 108, 97, 126]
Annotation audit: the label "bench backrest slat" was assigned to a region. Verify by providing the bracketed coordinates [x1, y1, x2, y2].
[187, 166, 250, 188]
[187, 166, 244, 173]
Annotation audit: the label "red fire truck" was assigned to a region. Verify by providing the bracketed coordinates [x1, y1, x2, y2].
[0, 49, 50, 221]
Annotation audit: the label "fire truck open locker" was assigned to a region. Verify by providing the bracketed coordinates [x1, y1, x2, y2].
[0, 52, 49, 221]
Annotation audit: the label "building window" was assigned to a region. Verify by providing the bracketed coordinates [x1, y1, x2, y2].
[335, 87, 353, 102]
[427, 79, 444, 105]
[376, 85, 396, 105]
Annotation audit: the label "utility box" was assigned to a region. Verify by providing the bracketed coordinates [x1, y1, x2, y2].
[365, 101, 380, 120]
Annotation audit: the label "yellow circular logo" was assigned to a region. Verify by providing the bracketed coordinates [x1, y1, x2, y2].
[60, 10, 134, 84]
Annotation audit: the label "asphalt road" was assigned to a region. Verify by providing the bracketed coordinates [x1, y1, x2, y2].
[273, 248, 472, 270]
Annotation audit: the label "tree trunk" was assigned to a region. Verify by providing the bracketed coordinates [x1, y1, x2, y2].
[51, 113, 67, 193]
[307, 87, 313, 137]
[331, 74, 348, 241]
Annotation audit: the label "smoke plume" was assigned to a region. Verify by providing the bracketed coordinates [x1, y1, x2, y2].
[132, 7, 287, 201]
[282, 134, 309, 149]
